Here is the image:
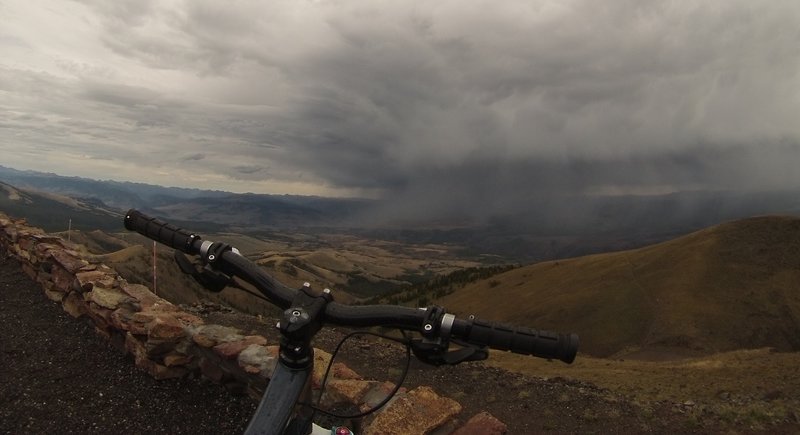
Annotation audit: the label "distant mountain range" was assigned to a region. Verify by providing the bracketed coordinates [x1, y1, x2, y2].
[0, 165, 371, 230]
[2, 165, 800, 262]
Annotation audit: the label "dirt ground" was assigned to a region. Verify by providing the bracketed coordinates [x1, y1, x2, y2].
[1, 254, 793, 434]
[0, 255, 255, 435]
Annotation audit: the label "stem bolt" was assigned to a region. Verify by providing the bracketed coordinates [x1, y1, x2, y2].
[424, 324, 433, 332]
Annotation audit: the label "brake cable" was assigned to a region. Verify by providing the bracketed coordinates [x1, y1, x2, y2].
[302, 330, 413, 421]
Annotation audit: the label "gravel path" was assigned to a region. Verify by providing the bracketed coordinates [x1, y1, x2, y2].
[0, 255, 257, 435]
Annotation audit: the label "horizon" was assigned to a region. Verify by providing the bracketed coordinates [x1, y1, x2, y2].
[9, 163, 800, 202]
[2, 1, 800, 220]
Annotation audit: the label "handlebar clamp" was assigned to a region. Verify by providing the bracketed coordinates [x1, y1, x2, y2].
[204, 242, 234, 264]
[420, 306, 446, 340]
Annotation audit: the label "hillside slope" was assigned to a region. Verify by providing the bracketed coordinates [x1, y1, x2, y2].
[439, 216, 800, 357]
[0, 181, 121, 231]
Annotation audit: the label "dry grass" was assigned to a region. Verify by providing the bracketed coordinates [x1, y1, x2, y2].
[245, 232, 481, 298]
[439, 215, 800, 357]
[81, 228, 481, 312]
[490, 347, 800, 425]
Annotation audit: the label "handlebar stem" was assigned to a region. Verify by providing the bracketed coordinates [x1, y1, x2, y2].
[278, 283, 333, 369]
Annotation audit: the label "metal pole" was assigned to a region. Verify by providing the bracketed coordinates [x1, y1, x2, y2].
[67, 219, 71, 242]
[153, 241, 157, 295]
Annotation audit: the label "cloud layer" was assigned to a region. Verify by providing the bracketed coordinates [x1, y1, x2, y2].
[2, 0, 800, 219]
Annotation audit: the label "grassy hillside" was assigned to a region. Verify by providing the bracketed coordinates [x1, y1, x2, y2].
[0, 182, 121, 231]
[439, 215, 800, 357]
[244, 232, 480, 299]
[78, 227, 480, 314]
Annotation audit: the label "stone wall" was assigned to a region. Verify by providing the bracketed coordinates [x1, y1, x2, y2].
[0, 212, 506, 434]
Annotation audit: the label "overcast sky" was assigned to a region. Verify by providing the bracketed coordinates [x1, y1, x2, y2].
[2, 1, 799, 209]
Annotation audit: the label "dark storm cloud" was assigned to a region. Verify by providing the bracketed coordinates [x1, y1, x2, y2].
[3, 0, 800, 210]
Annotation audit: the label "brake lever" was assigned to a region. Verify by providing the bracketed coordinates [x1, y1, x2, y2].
[174, 251, 232, 293]
[410, 338, 488, 366]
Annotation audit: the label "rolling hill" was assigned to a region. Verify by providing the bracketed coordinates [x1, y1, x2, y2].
[6, 164, 800, 264]
[69, 226, 480, 314]
[0, 181, 122, 231]
[438, 215, 800, 358]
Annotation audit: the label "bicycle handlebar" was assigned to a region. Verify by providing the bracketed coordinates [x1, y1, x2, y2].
[124, 209, 199, 253]
[124, 209, 578, 364]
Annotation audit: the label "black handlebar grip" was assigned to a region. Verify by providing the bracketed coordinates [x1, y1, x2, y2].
[465, 318, 578, 363]
[123, 209, 199, 254]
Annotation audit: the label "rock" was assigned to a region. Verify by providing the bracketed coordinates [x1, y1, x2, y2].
[237, 344, 277, 376]
[18, 236, 35, 252]
[192, 324, 244, 348]
[163, 353, 193, 367]
[44, 288, 64, 302]
[75, 270, 118, 291]
[331, 362, 362, 381]
[20, 261, 36, 279]
[144, 338, 180, 357]
[311, 348, 333, 389]
[199, 357, 227, 383]
[3, 226, 18, 242]
[78, 263, 97, 272]
[31, 234, 63, 245]
[172, 311, 203, 328]
[452, 411, 508, 435]
[86, 287, 132, 310]
[361, 382, 407, 411]
[110, 307, 139, 332]
[147, 314, 187, 340]
[62, 291, 89, 318]
[324, 380, 378, 406]
[50, 249, 88, 273]
[125, 332, 148, 361]
[126, 333, 186, 378]
[85, 302, 114, 330]
[51, 265, 75, 292]
[213, 335, 268, 360]
[120, 283, 161, 309]
[36, 271, 53, 287]
[363, 386, 462, 435]
[137, 357, 188, 380]
[132, 310, 156, 323]
[127, 312, 155, 336]
[34, 244, 59, 262]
